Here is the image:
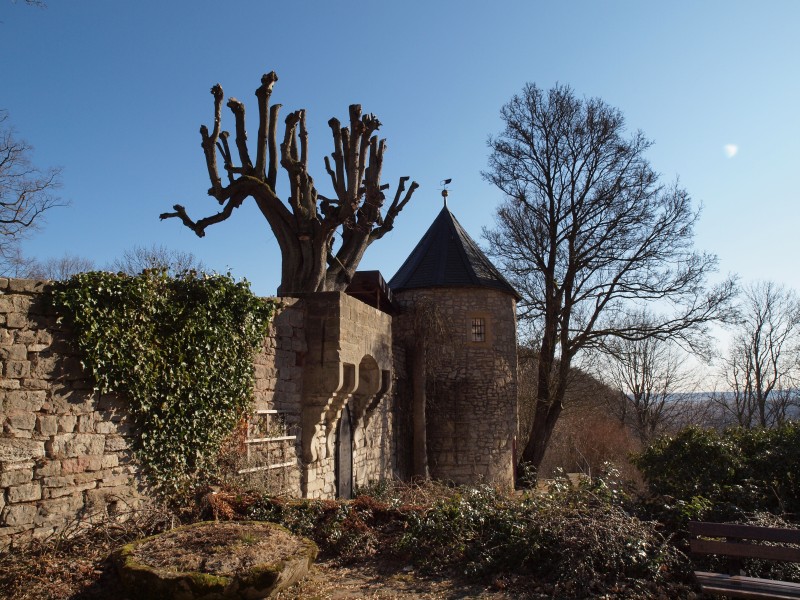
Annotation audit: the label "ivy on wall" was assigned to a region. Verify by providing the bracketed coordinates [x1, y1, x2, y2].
[52, 270, 277, 497]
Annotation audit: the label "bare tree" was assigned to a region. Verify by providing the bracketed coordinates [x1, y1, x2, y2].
[108, 244, 206, 276]
[0, 110, 65, 273]
[483, 83, 736, 474]
[161, 72, 418, 294]
[718, 281, 800, 428]
[602, 319, 700, 443]
[21, 253, 95, 280]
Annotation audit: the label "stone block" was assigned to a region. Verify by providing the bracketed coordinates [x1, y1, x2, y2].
[42, 474, 74, 488]
[94, 420, 118, 434]
[0, 345, 27, 361]
[5, 412, 37, 431]
[12, 295, 34, 314]
[21, 378, 49, 391]
[75, 469, 106, 484]
[35, 494, 84, 526]
[6, 279, 47, 294]
[45, 481, 97, 499]
[0, 468, 33, 487]
[46, 433, 105, 458]
[0, 438, 45, 462]
[0, 379, 20, 390]
[1, 503, 37, 527]
[85, 487, 135, 514]
[98, 474, 131, 488]
[36, 414, 59, 436]
[61, 455, 103, 473]
[2, 389, 46, 412]
[4, 360, 31, 378]
[76, 413, 95, 433]
[0, 296, 13, 313]
[97, 393, 126, 411]
[4, 313, 31, 329]
[7, 482, 42, 503]
[57, 415, 77, 432]
[34, 459, 61, 477]
[104, 435, 128, 452]
[30, 355, 59, 379]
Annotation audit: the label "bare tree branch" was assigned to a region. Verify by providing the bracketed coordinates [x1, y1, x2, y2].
[0, 110, 66, 271]
[482, 83, 736, 474]
[716, 281, 800, 428]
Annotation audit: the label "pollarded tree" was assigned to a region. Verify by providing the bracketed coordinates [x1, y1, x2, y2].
[160, 72, 418, 294]
[483, 83, 736, 474]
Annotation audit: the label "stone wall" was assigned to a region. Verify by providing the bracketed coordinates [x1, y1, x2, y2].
[1, 276, 516, 548]
[298, 293, 397, 499]
[1, 282, 403, 548]
[394, 287, 518, 489]
[0, 278, 141, 550]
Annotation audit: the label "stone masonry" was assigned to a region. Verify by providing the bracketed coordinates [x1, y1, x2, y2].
[1, 282, 404, 547]
[2, 274, 517, 548]
[0, 278, 141, 550]
[394, 287, 518, 489]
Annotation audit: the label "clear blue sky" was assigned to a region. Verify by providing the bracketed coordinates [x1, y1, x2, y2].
[2, 0, 799, 298]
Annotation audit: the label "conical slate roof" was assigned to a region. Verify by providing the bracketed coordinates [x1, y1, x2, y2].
[388, 206, 520, 299]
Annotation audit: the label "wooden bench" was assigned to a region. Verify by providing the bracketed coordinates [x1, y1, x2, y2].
[688, 521, 800, 599]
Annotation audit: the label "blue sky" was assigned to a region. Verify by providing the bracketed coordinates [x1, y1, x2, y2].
[2, 0, 799, 300]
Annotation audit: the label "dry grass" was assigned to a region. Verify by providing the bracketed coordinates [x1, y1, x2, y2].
[0, 504, 177, 600]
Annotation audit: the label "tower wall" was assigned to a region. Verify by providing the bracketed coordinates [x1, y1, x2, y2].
[394, 287, 518, 489]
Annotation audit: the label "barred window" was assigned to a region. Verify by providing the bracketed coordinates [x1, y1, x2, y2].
[471, 317, 486, 342]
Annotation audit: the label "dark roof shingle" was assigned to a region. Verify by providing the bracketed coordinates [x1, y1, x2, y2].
[388, 206, 520, 299]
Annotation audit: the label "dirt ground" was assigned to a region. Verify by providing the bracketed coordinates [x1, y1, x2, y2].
[275, 560, 529, 600]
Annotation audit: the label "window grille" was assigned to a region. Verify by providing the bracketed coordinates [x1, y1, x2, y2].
[471, 317, 486, 342]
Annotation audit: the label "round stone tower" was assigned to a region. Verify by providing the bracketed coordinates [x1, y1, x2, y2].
[389, 205, 519, 489]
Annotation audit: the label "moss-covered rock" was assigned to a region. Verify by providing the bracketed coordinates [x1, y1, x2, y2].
[112, 520, 317, 599]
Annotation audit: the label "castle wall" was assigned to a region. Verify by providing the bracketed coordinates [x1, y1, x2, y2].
[394, 287, 518, 489]
[298, 293, 396, 499]
[1, 275, 515, 548]
[0, 278, 141, 550]
[1, 282, 402, 548]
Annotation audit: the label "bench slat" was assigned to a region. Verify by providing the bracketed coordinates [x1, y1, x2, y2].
[691, 538, 800, 563]
[696, 571, 800, 600]
[689, 522, 800, 545]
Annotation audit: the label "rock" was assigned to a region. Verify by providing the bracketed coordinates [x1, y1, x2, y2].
[113, 520, 317, 599]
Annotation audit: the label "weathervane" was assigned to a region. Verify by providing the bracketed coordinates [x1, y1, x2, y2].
[440, 178, 452, 208]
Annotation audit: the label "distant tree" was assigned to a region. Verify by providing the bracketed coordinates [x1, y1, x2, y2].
[602, 316, 701, 443]
[0, 110, 65, 274]
[483, 83, 736, 475]
[109, 244, 206, 276]
[717, 281, 800, 428]
[161, 71, 418, 294]
[21, 253, 95, 280]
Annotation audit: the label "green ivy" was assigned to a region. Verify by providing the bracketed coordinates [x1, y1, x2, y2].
[51, 270, 277, 498]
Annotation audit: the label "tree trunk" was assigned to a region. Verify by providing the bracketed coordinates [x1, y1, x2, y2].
[519, 322, 569, 480]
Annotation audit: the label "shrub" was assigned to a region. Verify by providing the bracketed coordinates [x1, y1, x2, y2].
[634, 423, 800, 518]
